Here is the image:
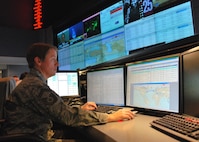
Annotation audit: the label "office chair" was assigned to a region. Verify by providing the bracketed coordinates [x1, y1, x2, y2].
[0, 77, 43, 142]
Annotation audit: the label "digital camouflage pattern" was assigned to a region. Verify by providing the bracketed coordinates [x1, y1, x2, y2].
[3, 68, 108, 142]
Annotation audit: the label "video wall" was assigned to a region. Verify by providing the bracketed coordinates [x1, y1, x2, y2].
[55, 0, 194, 71]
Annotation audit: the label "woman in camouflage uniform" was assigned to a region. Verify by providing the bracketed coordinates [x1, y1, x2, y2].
[2, 43, 135, 142]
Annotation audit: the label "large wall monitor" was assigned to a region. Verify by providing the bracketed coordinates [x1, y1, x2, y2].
[55, 0, 194, 71]
[126, 54, 180, 114]
[124, 0, 194, 52]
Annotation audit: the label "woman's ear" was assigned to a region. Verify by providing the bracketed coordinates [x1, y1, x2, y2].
[34, 57, 42, 66]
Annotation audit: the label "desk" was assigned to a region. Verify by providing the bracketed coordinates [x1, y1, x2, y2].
[79, 113, 181, 142]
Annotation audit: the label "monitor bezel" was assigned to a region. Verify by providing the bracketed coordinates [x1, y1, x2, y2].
[181, 45, 199, 117]
[86, 65, 126, 106]
[125, 53, 182, 116]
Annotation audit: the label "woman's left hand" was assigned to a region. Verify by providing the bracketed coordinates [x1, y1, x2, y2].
[81, 102, 97, 110]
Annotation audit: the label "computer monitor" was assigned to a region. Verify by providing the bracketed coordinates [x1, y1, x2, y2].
[124, 1, 194, 53]
[47, 71, 80, 97]
[86, 66, 125, 106]
[181, 46, 199, 117]
[69, 21, 84, 45]
[100, 0, 124, 34]
[55, 0, 194, 71]
[83, 12, 101, 39]
[126, 54, 180, 115]
[57, 28, 70, 49]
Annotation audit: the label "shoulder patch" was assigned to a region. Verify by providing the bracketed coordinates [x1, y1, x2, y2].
[39, 88, 58, 105]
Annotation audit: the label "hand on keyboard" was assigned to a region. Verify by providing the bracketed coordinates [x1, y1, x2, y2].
[81, 102, 97, 110]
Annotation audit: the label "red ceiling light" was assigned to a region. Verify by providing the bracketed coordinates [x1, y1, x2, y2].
[33, 0, 43, 30]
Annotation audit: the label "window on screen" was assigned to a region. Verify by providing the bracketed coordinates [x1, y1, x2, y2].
[69, 21, 85, 45]
[100, 0, 124, 34]
[153, 0, 177, 9]
[47, 72, 79, 97]
[58, 41, 85, 71]
[57, 28, 70, 49]
[84, 34, 102, 67]
[87, 66, 125, 106]
[154, 1, 194, 44]
[84, 27, 126, 67]
[126, 54, 180, 113]
[124, 15, 156, 52]
[123, 0, 153, 24]
[101, 27, 126, 62]
[83, 12, 101, 39]
[124, 1, 194, 53]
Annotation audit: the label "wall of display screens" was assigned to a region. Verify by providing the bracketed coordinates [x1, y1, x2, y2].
[56, 0, 194, 71]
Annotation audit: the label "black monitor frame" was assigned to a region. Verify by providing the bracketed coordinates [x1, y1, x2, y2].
[86, 65, 126, 106]
[125, 53, 182, 116]
[181, 46, 199, 117]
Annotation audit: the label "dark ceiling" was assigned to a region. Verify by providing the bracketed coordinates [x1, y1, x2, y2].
[0, 0, 34, 30]
[0, 0, 118, 31]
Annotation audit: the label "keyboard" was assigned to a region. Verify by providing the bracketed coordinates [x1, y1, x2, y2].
[94, 105, 122, 114]
[150, 113, 199, 142]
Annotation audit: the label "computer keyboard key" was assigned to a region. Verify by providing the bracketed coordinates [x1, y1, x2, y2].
[151, 113, 199, 142]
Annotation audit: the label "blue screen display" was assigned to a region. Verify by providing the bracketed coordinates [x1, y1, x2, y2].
[56, 0, 194, 71]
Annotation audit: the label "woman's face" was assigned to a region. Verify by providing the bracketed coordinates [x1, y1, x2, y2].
[35, 48, 59, 79]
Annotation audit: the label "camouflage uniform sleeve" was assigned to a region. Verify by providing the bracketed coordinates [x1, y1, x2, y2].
[34, 84, 109, 126]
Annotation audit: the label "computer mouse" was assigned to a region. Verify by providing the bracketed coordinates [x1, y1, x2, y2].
[132, 110, 138, 114]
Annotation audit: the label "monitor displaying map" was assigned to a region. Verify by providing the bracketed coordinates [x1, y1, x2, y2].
[126, 54, 180, 113]
[84, 27, 126, 67]
[55, 0, 194, 71]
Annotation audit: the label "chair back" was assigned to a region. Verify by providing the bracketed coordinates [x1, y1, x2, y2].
[0, 77, 46, 142]
[0, 77, 16, 119]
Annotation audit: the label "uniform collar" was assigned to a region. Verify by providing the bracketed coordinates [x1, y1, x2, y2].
[30, 68, 47, 84]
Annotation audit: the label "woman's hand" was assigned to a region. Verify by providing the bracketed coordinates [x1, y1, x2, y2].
[107, 109, 135, 122]
[81, 102, 97, 110]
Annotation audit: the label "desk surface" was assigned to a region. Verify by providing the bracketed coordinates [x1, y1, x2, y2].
[84, 113, 181, 142]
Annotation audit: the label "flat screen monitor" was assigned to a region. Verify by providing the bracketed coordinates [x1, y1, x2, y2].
[69, 21, 84, 45]
[84, 27, 126, 67]
[153, 0, 178, 10]
[124, 1, 194, 53]
[126, 54, 180, 114]
[123, 0, 144, 24]
[47, 71, 80, 97]
[181, 46, 199, 117]
[83, 12, 101, 39]
[57, 28, 70, 49]
[55, 0, 194, 71]
[87, 66, 125, 106]
[58, 41, 85, 71]
[100, 0, 124, 33]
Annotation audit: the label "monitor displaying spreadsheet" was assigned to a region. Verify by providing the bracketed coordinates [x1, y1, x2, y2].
[87, 66, 125, 106]
[126, 54, 180, 113]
